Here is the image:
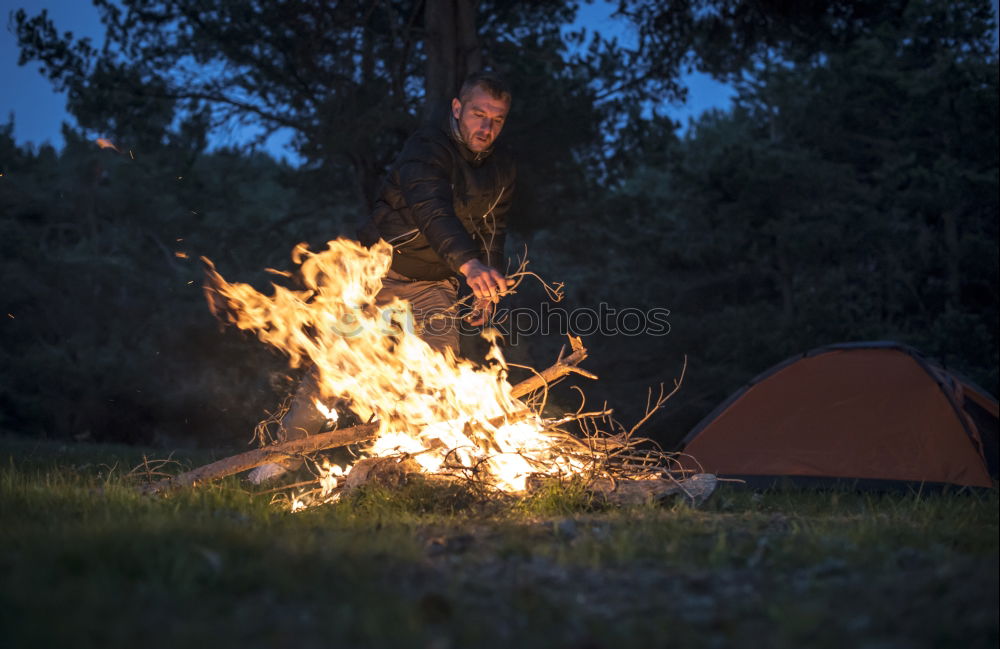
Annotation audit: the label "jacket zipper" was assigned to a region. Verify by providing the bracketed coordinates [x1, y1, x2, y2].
[386, 228, 420, 248]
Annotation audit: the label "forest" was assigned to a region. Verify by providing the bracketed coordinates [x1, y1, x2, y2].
[2, 0, 997, 450]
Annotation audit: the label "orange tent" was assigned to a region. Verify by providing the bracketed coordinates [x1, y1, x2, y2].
[679, 342, 998, 488]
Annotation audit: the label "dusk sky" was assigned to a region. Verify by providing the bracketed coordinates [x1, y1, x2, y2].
[1, 0, 736, 161]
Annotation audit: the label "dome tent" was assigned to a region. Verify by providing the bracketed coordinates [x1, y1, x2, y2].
[679, 342, 998, 488]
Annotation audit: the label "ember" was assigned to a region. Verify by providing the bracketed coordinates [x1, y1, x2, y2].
[95, 137, 120, 152]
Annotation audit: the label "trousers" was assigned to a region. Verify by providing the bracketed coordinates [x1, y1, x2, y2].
[378, 269, 460, 355]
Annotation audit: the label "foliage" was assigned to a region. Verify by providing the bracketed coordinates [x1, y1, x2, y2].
[0, 118, 362, 445]
[616, 0, 919, 82]
[517, 475, 603, 516]
[4, 0, 998, 448]
[12, 0, 618, 226]
[524, 0, 999, 441]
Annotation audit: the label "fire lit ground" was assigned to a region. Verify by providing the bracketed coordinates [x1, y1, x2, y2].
[198, 237, 708, 508]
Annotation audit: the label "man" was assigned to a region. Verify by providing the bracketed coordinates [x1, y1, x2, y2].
[360, 70, 515, 352]
[248, 71, 515, 484]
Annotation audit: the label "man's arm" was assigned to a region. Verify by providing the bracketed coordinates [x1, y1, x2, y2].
[465, 167, 515, 323]
[396, 136, 509, 300]
[396, 138, 480, 273]
[483, 173, 513, 271]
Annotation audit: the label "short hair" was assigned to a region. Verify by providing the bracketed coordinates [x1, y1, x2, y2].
[459, 71, 512, 105]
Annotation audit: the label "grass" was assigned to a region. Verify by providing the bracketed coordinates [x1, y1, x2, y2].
[1, 434, 997, 649]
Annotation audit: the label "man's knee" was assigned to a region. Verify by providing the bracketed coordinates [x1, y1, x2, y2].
[376, 276, 460, 355]
[418, 312, 461, 356]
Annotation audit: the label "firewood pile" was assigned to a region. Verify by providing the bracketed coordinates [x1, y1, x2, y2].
[141, 337, 717, 509]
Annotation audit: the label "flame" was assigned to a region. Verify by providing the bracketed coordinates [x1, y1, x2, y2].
[313, 399, 339, 424]
[205, 238, 585, 494]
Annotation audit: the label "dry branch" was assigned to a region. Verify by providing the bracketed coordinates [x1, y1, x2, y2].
[510, 336, 595, 399]
[143, 423, 379, 494]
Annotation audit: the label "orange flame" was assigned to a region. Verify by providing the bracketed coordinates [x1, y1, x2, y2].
[204, 239, 584, 493]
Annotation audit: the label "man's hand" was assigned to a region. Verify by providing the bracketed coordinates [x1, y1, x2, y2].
[459, 258, 511, 303]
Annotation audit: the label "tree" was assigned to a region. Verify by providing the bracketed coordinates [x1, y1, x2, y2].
[14, 1, 435, 211]
[520, 0, 998, 443]
[424, 0, 481, 122]
[614, 0, 914, 83]
[3, 0, 630, 444]
[12, 0, 622, 222]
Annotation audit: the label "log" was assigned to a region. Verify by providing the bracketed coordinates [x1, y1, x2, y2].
[143, 423, 379, 494]
[509, 337, 595, 399]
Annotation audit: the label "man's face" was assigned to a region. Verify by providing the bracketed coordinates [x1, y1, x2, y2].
[452, 85, 510, 153]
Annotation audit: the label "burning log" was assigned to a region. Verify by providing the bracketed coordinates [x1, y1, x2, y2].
[194, 240, 615, 497]
[142, 423, 378, 494]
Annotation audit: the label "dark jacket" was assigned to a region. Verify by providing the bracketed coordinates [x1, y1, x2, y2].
[358, 118, 515, 281]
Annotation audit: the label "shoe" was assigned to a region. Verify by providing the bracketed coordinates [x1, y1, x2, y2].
[246, 459, 302, 485]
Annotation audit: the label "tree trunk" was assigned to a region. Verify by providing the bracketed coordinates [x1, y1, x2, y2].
[941, 209, 961, 307]
[424, 0, 482, 123]
[455, 0, 481, 85]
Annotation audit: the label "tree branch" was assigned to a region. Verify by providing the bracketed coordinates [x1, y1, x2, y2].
[509, 336, 596, 399]
[143, 423, 379, 494]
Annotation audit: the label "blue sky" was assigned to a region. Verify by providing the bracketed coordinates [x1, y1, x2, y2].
[1, 0, 302, 157]
[3, 0, 106, 149]
[5, 1, 997, 159]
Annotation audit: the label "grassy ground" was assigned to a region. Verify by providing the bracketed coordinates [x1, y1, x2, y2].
[1, 435, 996, 649]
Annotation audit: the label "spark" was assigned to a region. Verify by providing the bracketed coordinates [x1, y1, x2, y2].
[96, 138, 120, 153]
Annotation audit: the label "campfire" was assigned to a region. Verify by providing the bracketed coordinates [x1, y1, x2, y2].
[145, 239, 715, 507]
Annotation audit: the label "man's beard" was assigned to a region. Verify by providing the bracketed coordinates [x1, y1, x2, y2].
[460, 123, 491, 151]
